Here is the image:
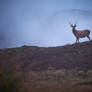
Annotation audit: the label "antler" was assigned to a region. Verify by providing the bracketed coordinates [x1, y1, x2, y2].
[69, 22, 72, 26]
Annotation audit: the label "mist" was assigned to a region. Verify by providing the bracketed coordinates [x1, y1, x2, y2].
[0, 0, 92, 48]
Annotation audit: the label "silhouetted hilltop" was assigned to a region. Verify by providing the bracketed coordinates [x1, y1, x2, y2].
[0, 41, 92, 73]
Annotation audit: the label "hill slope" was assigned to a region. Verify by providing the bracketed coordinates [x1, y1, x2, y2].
[0, 41, 92, 92]
[0, 41, 92, 73]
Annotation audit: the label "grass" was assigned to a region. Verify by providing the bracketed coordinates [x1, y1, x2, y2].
[0, 69, 92, 92]
[0, 41, 92, 92]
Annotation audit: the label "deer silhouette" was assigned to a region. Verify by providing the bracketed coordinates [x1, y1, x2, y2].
[69, 22, 91, 43]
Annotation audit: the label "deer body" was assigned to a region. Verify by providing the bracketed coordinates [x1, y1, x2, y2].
[70, 23, 91, 43]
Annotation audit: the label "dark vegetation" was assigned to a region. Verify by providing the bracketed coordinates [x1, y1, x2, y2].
[0, 41, 92, 92]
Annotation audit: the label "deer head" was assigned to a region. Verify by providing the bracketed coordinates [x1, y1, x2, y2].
[69, 21, 78, 29]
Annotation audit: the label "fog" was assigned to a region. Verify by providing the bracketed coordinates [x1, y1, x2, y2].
[0, 0, 92, 48]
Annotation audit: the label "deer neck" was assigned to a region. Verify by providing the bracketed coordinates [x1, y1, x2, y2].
[72, 28, 76, 36]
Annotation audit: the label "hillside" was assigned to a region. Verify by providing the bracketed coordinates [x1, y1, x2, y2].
[0, 41, 92, 92]
[0, 40, 92, 72]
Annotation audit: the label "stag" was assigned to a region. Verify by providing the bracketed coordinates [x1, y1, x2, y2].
[69, 22, 91, 43]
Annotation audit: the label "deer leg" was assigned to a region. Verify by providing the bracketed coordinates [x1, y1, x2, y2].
[77, 38, 79, 43]
[87, 36, 91, 41]
[78, 38, 79, 43]
[76, 38, 78, 43]
[75, 38, 79, 43]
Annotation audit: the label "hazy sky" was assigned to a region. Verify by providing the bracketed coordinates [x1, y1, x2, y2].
[0, 0, 92, 48]
[1, 0, 92, 11]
